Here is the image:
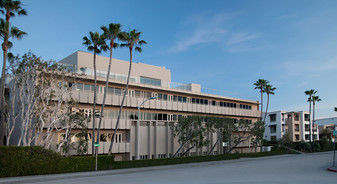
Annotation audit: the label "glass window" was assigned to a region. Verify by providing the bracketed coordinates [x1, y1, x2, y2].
[163, 94, 168, 101]
[140, 76, 161, 86]
[107, 87, 114, 94]
[115, 88, 122, 95]
[220, 102, 224, 107]
[163, 114, 168, 120]
[182, 97, 187, 103]
[196, 99, 200, 104]
[84, 84, 90, 91]
[158, 93, 163, 100]
[212, 101, 216, 106]
[178, 96, 182, 102]
[173, 96, 177, 102]
[135, 90, 141, 97]
[204, 100, 208, 105]
[77, 83, 83, 91]
[191, 98, 196, 104]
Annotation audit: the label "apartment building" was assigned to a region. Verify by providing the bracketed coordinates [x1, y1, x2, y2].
[263, 111, 319, 142]
[43, 51, 261, 161]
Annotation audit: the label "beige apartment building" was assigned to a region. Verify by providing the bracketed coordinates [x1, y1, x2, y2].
[46, 51, 261, 161]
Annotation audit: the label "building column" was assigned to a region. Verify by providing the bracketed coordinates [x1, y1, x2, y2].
[166, 122, 169, 157]
[136, 120, 140, 160]
[148, 121, 151, 159]
[154, 122, 157, 159]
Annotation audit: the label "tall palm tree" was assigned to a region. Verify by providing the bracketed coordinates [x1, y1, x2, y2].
[96, 23, 121, 148]
[311, 95, 321, 143]
[254, 79, 269, 121]
[82, 32, 108, 155]
[108, 29, 146, 155]
[305, 89, 317, 145]
[0, 0, 27, 146]
[263, 84, 276, 122]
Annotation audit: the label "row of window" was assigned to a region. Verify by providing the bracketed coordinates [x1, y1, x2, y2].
[75, 108, 253, 124]
[72, 82, 252, 110]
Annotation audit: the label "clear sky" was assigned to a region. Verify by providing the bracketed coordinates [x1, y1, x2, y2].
[2, 0, 337, 119]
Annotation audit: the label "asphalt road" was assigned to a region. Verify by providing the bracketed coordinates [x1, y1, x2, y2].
[1, 152, 336, 184]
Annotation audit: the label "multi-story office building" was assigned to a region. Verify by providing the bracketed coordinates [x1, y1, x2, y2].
[44, 51, 261, 160]
[263, 111, 319, 142]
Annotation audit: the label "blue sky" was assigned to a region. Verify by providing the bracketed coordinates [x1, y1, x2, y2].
[2, 0, 337, 118]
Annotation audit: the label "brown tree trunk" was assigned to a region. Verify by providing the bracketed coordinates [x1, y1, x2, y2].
[0, 43, 8, 146]
[92, 49, 97, 156]
[108, 46, 133, 155]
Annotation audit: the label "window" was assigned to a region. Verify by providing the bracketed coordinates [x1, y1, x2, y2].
[77, 83, 83, 91]
[212, 101, 216, 106]
[269, 114, 276, 122]
[270, 125, 277, 133]
[182, 97, 187, 103]
[304, 114, 310, 121]
[295, 134, 300, 141]
[305, 124, 310, 131]
[294, 114, 299, 121]
[140, 76, 161, 86]
[107, 87, 114, 94]
[295, 124, 300, 132]
[178, 96, 182, 102]
[84, 84, 90, 91]
[115, 88, 122, 95]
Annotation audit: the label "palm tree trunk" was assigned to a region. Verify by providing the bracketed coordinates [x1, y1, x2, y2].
[97, 44, 113, 149]
[92, 50, 97, 156]
[260, 88, 263, 121]
[309, 98, 312, 151]
[108, 47, 133, 155]
[312, 102, 316, 145]
[0, 44, 8, 146]
[263, 94, 270, 122]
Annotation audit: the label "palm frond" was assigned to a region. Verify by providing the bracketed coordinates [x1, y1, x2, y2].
[135, 46, 142, 53]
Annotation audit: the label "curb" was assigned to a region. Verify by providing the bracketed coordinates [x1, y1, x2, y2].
[327, 168, 337, 173]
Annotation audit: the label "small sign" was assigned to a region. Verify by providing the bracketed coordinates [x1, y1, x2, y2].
[94, 142, 100, 147]
[333, 130, 337, 136]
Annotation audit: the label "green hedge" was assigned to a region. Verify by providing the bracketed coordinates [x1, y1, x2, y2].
[111, 149, 287, 170]
[0, 146, 114, 177]
[0, 146, 287, 178]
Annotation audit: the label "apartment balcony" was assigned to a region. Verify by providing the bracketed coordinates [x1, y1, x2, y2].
[71, 91, 260, 118]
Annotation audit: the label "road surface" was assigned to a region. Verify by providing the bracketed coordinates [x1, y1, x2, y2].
[1, 152, 336, 184]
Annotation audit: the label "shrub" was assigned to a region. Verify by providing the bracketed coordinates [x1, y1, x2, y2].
[0, 146, 114, 177]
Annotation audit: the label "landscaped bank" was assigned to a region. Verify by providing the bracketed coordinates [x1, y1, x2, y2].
[0, 146, 287, 178]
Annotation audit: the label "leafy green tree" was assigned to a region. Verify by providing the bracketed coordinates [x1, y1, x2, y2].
[0, 0, 27, 146]
[263, 84, 276, 122]
[171, 116, 208, 157]
[251, 120, 265, 152]
[108, 29, 146, 155]
[305, 89, 317, 145]
[311, 95, 321, 142]
[82, 32, 108, 155]
[223, 119, 253, 154]
[206, 117, 231, 155]
[96, 23, 121, 149]
[254, 79, 269, 120]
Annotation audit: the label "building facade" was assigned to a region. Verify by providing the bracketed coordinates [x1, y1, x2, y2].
[42, 51, 261, 160]
[263, 111, 319, 142]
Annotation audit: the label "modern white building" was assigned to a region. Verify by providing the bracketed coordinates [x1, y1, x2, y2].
[263, 111, 319, 142]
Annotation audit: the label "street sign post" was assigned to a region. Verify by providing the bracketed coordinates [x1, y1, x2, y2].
[94, 142, 100, 171]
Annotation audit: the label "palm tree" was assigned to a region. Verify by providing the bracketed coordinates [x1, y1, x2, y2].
[335, 107, 337, 112]
[96, 23, 121, 149]
[263, 84, 276, 122]
[82, 32, 108, 155]
[108, 29, 146, 155]
[0, 0, 27, 146]
[305, 89, 317, 145]
[254, 79, 269, 121]
[311, 95, 321, 143]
